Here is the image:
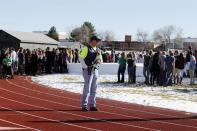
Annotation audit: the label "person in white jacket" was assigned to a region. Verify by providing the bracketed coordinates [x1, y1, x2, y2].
[10, 48, 18, 74]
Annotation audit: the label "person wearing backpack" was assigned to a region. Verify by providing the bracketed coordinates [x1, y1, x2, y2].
[79, 36, 102, 112]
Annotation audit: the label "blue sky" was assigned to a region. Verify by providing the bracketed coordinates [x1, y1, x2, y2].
[0, 0, 197, 40]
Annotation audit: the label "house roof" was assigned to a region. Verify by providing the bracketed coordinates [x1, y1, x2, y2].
[1, 30, 59, 45]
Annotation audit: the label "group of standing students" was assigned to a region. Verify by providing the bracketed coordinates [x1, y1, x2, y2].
[143, 48, 196, 86]
[0, 47, 80, 79]
[117, 52, 136, 84]
[117, 47, 197, 86]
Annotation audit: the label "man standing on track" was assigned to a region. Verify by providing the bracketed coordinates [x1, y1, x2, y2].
[79, 36, 102, 112]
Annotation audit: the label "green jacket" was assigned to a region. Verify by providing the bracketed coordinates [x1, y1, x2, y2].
[3, 57, 12, 66]
[118, 57, 126, 67]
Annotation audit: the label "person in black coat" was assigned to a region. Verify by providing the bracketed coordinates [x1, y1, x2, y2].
[150, 52, 160, 85]
[17, 48, 25, 75]
[25, 49, 32, 75]
[45, 47, 52, 74]
[31, 50, 38, 76]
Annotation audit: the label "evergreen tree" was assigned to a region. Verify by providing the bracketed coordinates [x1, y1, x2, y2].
[70, 21, 96, 43]
[83, 21, 96, 37]
[47, 26, 59, 41]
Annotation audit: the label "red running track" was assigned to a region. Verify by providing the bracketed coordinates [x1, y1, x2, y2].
[0, 76, 196, 131]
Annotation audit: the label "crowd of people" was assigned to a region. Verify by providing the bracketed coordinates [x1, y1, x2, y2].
[0, 47, 80, 78]
[0, 46, 197, 86]
[0, 46, 120, 79]
[117, 46, 197, 86]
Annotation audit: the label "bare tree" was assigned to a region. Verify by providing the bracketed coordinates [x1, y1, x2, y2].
[105, 31, 115, 41]
[97, 30, 105, 40]
[174, 27, 184, 49]
[153, 30, 163, 43]
[153, 25, 181, 50]
[136, 29, 148, 44]
[162, 25, 176, 44]
[97, 30, 115, 41]
[153, 25, 175, 43]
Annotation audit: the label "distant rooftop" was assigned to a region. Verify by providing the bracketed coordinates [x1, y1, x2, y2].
[183, 37, 197, 43]
[1, 30, 59, 45]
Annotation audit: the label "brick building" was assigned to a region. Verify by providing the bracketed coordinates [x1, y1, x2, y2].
[100, 35, 146, 51]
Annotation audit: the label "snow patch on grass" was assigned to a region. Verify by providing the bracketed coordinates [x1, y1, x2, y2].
[32, 74, 197, 113]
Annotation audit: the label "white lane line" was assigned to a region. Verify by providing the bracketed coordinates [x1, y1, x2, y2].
[0, 127, 26, 130]
[0, 118, 40, 131]
[4, 80, 159, 131]
[0, 97, 100, 131]
[5, 80, 197, 130]
[23, 77, 197, 128]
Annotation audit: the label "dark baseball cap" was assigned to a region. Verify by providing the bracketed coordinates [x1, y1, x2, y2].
[90, 35, 101, 42]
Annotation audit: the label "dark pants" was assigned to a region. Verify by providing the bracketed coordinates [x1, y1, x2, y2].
[118, 66, 126, 83]
[54, 62, 60, 73]
[195, 64, 197, 77]
[18, 64, 25, 75]
[143, 66, 150, 84]
[165, 69, 173, 86]
[60, 62, 68, 73]
[37, 63, 43, 75]
[45, 62, 52, 74]
[129, 66, 136, 83]
[3, 65, 14, 78]
[159, 69, 166, 86]
[31, 63, 37, 76]
[128, 66, 132, 83]
[25, 63, 31, 75]
[151, 70, 159, 85]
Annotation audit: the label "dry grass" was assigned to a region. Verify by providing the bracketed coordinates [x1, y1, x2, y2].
[63, 76, 80, 81]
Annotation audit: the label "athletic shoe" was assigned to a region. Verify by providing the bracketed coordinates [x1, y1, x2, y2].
[82, 107, 88, 112]
[90, 107, 98, 111]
